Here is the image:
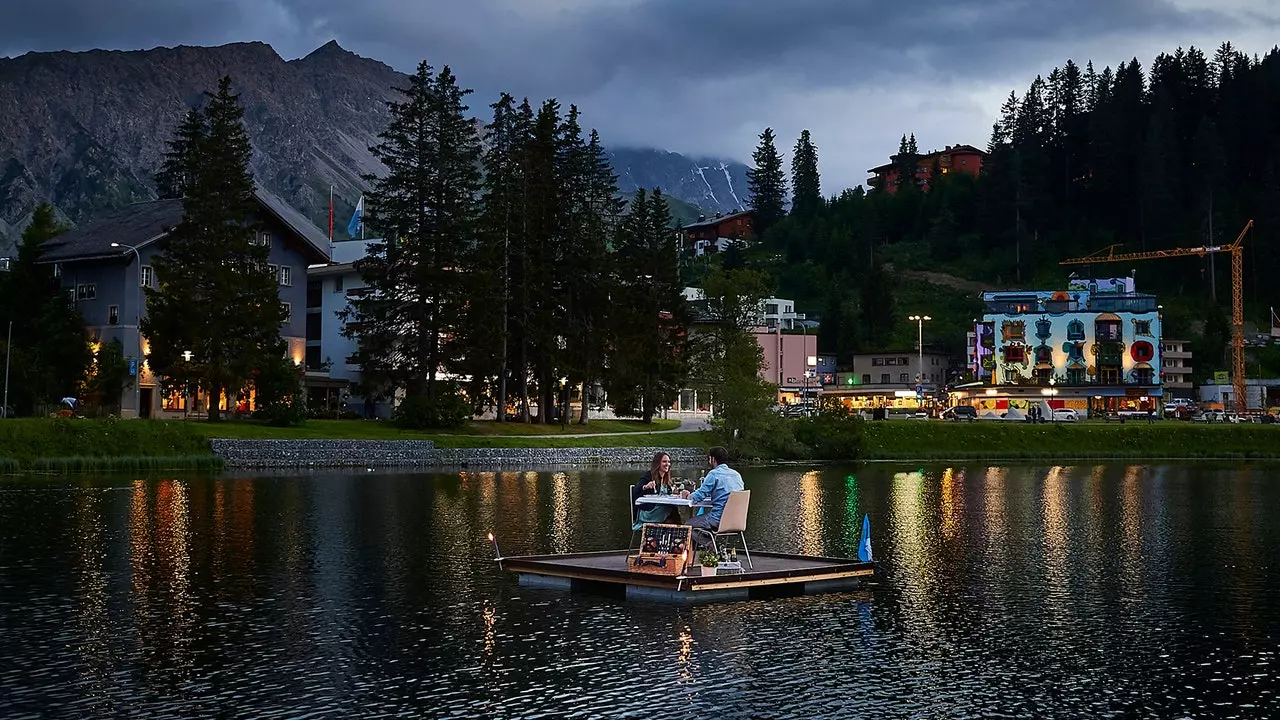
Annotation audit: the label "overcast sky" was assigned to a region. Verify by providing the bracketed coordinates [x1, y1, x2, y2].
[3, 0, 1278, 194]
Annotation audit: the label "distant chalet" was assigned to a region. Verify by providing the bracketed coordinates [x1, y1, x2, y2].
[679, 209, 754, 256]
[868, 144, 986, 194]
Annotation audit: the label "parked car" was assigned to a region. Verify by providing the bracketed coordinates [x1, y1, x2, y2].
[1052, 408, 1079, 422]
[1195, 410, 1225, 423]
[1164, 398, 1194, 417]
[940, 406, 978, 422]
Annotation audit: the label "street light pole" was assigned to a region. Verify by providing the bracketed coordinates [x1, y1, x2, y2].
[111, 242, 143, 418]
[908, 315, 932, 408]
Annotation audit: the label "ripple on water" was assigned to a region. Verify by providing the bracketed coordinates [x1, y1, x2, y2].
[1, 465, 1279, 718]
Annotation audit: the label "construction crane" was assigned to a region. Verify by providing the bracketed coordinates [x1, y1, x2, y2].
[1059, 220, 1254, 412]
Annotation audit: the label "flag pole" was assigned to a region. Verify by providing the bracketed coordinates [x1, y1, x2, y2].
[328, 185, 334, 247]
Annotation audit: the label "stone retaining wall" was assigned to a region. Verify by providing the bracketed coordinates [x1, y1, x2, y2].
[210, 439, 705, 469]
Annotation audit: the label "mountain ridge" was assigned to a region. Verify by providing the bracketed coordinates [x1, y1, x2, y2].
[0, 40, 751, 250]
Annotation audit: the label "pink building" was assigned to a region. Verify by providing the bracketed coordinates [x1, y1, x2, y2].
[755, 328, 819, 403]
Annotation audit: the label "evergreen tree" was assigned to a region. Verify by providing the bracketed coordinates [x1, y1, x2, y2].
[144, 76, 282, 422]
[470, 92, 523, 420]
[747, 127, 786, 236]
[343, 63, 482, 423]
[790, 129, 822, 218]
[154, 109, 206, 199]
[0, 203, 93, 415]
[858, 262, 895, 349]
[605, 189, 688, 422]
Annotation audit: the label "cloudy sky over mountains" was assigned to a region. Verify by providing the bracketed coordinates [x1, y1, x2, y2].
[3, 0, 1278, 193]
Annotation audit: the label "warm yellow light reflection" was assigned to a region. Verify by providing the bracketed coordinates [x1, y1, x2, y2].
[797, 471, 824, 556]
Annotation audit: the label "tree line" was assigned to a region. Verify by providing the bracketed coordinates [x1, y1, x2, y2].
[722, 41, 1280, 377]
[342, 62, 689, 426]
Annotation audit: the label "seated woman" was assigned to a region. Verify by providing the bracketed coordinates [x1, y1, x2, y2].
[634, 451, 679, 525]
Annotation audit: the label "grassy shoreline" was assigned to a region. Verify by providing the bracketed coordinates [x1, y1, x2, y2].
[4, 417, 1279, 474]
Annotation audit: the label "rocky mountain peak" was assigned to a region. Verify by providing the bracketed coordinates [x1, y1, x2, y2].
[0, 41, 749, 250]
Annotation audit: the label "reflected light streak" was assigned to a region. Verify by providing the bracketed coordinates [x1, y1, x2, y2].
[939, 468, 964, 543]
[797, 471, 824, 557]
[1041, 466, 1069, 621]
[890, 470, 940, 636]
[550, 472, 572, 554]
[1120, 466, 1144, 595]
[844, 475, 860, 553]
[676, 626, 694, 684]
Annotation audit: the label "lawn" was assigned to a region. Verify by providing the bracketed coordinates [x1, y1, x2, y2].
[188, 417, 682, 440]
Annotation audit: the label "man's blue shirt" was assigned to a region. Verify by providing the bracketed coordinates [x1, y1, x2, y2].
[689, 464, 744, 525]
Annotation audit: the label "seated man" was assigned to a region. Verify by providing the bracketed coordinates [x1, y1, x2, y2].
[681, 445, 744, 546]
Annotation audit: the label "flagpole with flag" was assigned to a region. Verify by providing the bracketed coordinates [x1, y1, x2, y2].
[348, 194, 364, 240]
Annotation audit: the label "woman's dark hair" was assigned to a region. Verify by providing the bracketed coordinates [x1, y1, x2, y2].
[648, 451, 671, 487]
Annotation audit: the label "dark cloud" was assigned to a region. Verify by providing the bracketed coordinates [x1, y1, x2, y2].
[1, 0, 1273, 191]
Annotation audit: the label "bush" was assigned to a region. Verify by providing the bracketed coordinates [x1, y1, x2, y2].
[791, 412, 864, 460]
[393, 386, 471, 430]
[252, 356, 307, 427]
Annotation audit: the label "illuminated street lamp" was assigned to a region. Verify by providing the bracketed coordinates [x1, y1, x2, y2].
[908, 315, 932, 407]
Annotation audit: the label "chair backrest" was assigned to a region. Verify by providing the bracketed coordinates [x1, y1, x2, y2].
[628, 484, 638, 525]
[717, 490, 750, 533]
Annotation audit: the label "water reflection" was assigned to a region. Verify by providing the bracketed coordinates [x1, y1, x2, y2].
[1, 463, 1278, 718]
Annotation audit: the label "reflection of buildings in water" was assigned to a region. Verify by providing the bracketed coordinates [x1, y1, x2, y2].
[769, 471, 808, 553]
[843, 474, 861, 555]
[73, 486, 112, 689]
[128, 479, 197, 677]
[980, 467, 1009, 567]
[797, 471, 824, 557]
[890, 469, 944, 637]
[1040, 466, 1069, 622]
[939, 467, 965, 543]
[1119, 465, 1143, 593]
[548, 472, 584, 555]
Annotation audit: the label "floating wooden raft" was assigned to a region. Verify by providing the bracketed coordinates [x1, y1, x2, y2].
[498, 549, 876, 604]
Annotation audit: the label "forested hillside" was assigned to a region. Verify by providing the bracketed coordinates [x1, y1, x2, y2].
[737, 42, 1280, 377]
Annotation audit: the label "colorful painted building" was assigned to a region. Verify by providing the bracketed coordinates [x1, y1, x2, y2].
[961, 277, 1163, 416]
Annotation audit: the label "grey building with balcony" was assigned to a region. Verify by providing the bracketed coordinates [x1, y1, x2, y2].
[36, 189, 330, 417]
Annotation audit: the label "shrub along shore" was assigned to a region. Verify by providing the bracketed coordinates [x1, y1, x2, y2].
[861, 420, 1280, 460]
[2, 417, 1280, 474]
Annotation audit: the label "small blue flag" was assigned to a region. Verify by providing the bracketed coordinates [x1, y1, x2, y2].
[346, 195, 364, 237]
[857, 514, 872, 562]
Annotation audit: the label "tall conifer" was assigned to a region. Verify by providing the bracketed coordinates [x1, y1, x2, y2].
[747, 127, 786, 236]
[145, 76, 282, 422]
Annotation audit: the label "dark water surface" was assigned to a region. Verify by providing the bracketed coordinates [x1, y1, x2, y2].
[2, 464, 1279, 718]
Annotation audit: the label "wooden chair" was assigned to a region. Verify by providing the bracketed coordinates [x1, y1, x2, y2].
[697, 490, 753, 568]
[627, 484, 642, 556]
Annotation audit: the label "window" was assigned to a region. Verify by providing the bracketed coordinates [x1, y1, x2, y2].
[899, 373, 908, 383]
[1134, 320, 1151, 336]
[108, 305, 119, 325]
[880, 373, 890, 384]
[898, 357, 909, 365]
[305, 345, 322, 370]
[861, 374, 871, 384]
[334, 276, 344, 293]
[257, 231, 272, 248]
[281, 302, 291, 324]
[306, 313, 321, 341]
[267, 264, 279, 280]
[278, 265, 292, 286]
[872, 358, 885, 366]
[53, 263, 62, 278]
[141, 265, 153, 287]
[75, 283, 96, 301]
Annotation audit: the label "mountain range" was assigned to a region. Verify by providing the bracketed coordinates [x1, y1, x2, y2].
[0, 40, 750, 253]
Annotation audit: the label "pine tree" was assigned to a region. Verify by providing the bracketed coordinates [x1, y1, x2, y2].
[606, 189, 688, 422]
[0, 203, 93, 415]
[144, 76, 283, 422]
[747, 127, 786, 236]
[154, 109, 205, 199]
[790, 129, 822, 218]
[472, 92, 524, 421]
[343, 63, 482, 422]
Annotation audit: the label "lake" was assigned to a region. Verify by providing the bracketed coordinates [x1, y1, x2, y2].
[1, 463, 1278, 718]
